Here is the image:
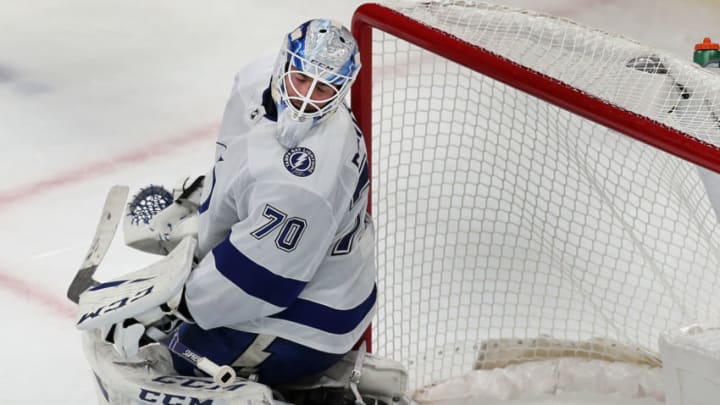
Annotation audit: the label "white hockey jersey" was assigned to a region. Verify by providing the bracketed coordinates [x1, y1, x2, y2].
[184, 56, 376, 355]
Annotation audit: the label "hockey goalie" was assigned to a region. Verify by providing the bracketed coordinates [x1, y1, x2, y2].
[67, 17, 408, 405]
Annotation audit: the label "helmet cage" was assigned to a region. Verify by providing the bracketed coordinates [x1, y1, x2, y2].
[272, 19, 361, 122]
[276, 52, 357, 120]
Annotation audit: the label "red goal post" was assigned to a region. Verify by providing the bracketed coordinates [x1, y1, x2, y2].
[350, 0, 720, 390]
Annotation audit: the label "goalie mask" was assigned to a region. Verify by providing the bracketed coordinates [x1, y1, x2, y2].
[272, 19, 361, 125]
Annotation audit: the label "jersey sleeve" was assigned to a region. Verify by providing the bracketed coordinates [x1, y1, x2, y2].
[184, 180, 340, 330]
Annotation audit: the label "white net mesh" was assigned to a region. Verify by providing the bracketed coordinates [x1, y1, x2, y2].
[354, 0, 720, 388]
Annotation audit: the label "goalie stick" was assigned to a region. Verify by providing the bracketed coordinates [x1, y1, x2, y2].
[67, 185, 129, 304]
[67, 185, 237, 387]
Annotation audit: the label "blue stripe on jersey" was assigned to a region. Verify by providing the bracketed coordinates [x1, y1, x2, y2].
[270, 285, 376, 334]
[199, 168, 217, 214]
[213, 236, 307, 308]
[351, 158, 369, 207]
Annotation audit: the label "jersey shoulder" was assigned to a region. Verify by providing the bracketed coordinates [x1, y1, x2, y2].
[229, 53, 275, 96]
[217, 54, 276, 153]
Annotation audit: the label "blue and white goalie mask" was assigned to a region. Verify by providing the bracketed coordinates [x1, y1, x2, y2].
[272, 19, 361, 126]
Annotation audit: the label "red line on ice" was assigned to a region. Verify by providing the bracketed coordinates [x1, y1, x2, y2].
[0, 272, 76, 319]
[0, 123, 218, 207]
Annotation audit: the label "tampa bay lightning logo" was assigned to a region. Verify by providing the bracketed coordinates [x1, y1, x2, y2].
[283, 147, 316, 177]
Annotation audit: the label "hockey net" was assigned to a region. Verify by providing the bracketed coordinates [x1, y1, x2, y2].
[350, 0, 720, 396]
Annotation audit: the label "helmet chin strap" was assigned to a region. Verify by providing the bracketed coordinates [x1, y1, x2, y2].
[276, 107, 315, 148]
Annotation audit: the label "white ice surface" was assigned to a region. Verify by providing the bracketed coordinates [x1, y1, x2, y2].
[1, 0, 719, 403]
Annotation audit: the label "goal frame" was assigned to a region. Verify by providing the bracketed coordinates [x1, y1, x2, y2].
[349, 0, 720, 355]
[350, 2, 720, 180]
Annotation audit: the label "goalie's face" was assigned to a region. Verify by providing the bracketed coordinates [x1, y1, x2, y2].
[283, 68, 338, 114]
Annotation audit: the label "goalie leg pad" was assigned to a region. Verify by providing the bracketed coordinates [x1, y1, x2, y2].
[81, 330, 274, 404]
